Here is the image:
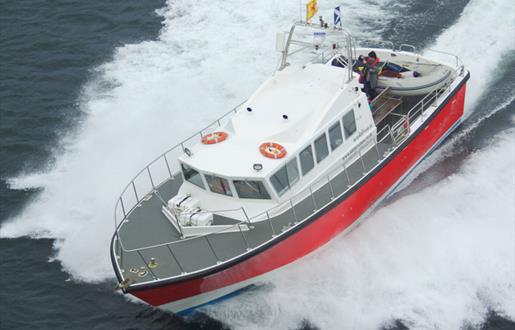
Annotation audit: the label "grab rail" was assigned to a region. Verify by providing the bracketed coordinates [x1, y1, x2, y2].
[113, 100, 246, 230]
[360, 39, 395, 51]
[424, 49, 463, 72]
[399, 43, 417, 53]
[358, 40, 464, 74]
[279, 22, 355, 83]
[407, 79, 453, 123]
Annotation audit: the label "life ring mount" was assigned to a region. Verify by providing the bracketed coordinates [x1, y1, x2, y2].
[202, 131, 228, 145]
[259, 142, 287, 159]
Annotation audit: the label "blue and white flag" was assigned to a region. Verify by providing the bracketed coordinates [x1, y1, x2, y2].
[333, 5, 342, 27]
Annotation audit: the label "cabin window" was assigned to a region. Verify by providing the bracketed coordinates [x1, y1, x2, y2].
[270, 159, 300, 196]
[299, 145, 315, 175]
[233, 180, 271, 199]
[343, 110, 357, 138]
[205, 175, 232, 196]
[181, 163, 205, 189]
[314, 133, 329, 163]
[329, 121, 343, 150]
[286, 159, 300, 186]
[270, 166, 288, 196]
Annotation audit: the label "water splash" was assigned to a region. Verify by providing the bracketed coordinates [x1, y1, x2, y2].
[424, 0, 515, 115]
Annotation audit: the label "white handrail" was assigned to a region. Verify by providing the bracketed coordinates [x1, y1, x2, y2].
[279, 21, 355, 83]
[113, 100, 246, 229]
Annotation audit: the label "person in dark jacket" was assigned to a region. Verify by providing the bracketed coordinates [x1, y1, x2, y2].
[363, 51, 381, 100]
[355, 55, 366, 82]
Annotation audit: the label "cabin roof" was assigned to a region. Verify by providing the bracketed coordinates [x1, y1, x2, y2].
[180, 63, 348, 178]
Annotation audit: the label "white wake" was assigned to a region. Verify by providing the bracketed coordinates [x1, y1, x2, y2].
[424, 0, 515, 116]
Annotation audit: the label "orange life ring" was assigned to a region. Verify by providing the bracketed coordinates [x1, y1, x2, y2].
[201, 132, 228, 145]
[259, 142, 287, 159]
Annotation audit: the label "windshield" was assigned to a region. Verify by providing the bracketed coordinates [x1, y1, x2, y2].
[205, 175, 232, 196]
[181, 163, 205, 189]
[233, 180, 271, 200]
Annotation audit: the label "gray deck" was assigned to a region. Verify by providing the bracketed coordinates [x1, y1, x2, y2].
[113, 91, 433, 285]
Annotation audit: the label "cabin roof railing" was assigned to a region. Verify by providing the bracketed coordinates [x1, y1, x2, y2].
[278, 21, 356, 83]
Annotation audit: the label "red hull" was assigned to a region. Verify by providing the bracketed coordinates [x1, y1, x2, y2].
[130, 81, 467, 308]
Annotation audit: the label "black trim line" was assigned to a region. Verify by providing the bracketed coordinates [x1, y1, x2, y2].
[111, 71, 470, 293]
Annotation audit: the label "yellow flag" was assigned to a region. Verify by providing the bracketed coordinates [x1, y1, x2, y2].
[306, 0, 318, 23]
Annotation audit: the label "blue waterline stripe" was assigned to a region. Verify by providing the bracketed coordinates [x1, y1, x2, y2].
[177, 284, 256, 316]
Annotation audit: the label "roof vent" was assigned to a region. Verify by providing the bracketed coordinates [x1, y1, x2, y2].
[282, 114, 289, 120]
[253, 163, 263, 172]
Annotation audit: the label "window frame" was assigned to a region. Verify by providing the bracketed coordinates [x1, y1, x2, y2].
[328, 121, 344, 151]
[180, 162, 206, 189]
[286, 158, 300, 187]
[299, 144, 315, 176]
[343, 109, 357, 138]
[314, 133, 329, 164]
[270, 166, 289, 196]
[233, 179, 272, 200]
[270, 158, 300, 196]
[205, 174, 233, 197]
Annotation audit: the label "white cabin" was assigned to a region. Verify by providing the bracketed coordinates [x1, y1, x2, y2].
[176, 61, 376, 219]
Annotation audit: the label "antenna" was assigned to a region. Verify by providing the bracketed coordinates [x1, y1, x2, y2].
[299, 0, 302, 22]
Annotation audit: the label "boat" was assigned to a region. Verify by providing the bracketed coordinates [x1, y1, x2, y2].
[110, 21, 469, 313]
[362, 47, 455, 96]
[333, 44, 456, 96]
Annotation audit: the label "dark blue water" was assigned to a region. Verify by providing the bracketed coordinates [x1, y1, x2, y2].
[1, 0, 514, 329]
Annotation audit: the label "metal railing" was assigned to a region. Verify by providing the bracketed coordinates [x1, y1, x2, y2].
[360, 39, 395, 51]
[399, 43, 417, 53]
[407, 79, 454, 124]
[279, 22, 355, 83]
[360, 40, 418, 55]
[424, 49, 464, 72]
[358, 40, 464, 73]
[113, 100, 246, 231]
